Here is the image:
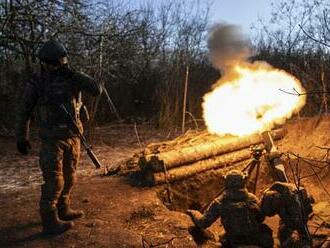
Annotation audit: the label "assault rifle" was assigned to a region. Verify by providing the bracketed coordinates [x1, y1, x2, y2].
[60, 104, 102, 169]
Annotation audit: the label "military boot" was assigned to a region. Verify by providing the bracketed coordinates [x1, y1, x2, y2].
[58, 201, 84, 221]
[40, 209, 73, 235]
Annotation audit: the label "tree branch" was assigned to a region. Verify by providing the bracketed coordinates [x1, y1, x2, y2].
[279, 88, 329, 96]
[299, 24, 330, 48]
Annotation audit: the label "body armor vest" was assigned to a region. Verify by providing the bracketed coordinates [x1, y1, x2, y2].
[36, 68, 83, 139]
[220, 191, 260, 237]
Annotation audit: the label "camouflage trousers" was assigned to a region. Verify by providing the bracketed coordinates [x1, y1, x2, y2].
[39, 137, 80, 213]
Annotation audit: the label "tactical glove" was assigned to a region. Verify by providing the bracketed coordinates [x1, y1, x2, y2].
[186, 210, 203, 223]
[17, 140, 32, 155]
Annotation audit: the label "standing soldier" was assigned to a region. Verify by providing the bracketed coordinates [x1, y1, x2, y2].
[187, 170, 274, 247]
[15, 40, 102, 235]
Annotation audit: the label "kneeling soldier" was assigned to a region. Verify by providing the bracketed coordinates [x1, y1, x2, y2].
[261, 182, 314, 248]
[187, 170, 273, 247]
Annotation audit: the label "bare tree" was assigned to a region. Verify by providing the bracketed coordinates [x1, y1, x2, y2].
[252, 0, 330, 116]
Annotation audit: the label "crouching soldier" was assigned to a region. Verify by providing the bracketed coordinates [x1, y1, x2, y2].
[261, 182, 314, 248]
[15, 40, 102, 235]
[187, 170, 273, 248]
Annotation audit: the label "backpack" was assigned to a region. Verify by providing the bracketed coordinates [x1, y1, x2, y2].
[221, 200, 259, 238]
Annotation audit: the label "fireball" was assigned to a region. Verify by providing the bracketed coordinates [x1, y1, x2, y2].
[202, 62, 306, 136]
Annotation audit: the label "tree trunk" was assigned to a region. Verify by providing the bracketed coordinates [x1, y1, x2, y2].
[146, 148, 253, 185]
[140, 128, 285, 172]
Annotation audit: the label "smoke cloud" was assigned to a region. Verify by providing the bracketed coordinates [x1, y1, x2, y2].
[207, 23, 251, 71]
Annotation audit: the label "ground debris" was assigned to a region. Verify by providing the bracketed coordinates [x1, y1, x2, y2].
[141, 234, 192, 248]
[313, 201, 330, 227]
[127, 205, 156, 225]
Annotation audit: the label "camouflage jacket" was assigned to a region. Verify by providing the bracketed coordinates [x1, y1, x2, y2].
[261, 182, 313, 229]
[194, 189, 264, 236]
[15, 66, 102, 141]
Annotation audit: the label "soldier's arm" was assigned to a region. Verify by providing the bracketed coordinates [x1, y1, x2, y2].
[73, 71, 102, 96]
[260, 190, 281, 217]
[194, 197, 223, 229]
[247, 193, 265, 222]
[15, 79, 39, 142]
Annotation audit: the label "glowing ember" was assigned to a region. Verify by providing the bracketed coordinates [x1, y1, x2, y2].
[202, 62, 306, 136]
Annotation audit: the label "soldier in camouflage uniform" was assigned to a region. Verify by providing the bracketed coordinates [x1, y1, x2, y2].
[15, 40, 102, 235]
[187, 170, 273, 248]
[261, 182, 314, 248]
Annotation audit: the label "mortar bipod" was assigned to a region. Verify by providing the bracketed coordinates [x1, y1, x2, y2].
[241, 145, 264, 194]
[242, 131, 289, 194]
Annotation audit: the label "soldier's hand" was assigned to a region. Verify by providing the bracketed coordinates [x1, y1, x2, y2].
[186, 209, 195, 218]
[186, 210, 202, 220]
[17, 140, 32, 155]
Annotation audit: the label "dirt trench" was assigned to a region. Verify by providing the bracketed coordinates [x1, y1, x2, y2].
[153, 116, 330, 247]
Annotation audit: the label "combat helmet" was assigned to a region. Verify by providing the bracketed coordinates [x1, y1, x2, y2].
[224, 170, 247, 189]
[38, 40, 67, 65]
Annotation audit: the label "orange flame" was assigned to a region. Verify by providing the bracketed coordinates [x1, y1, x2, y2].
[202, 62, 306, 136]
